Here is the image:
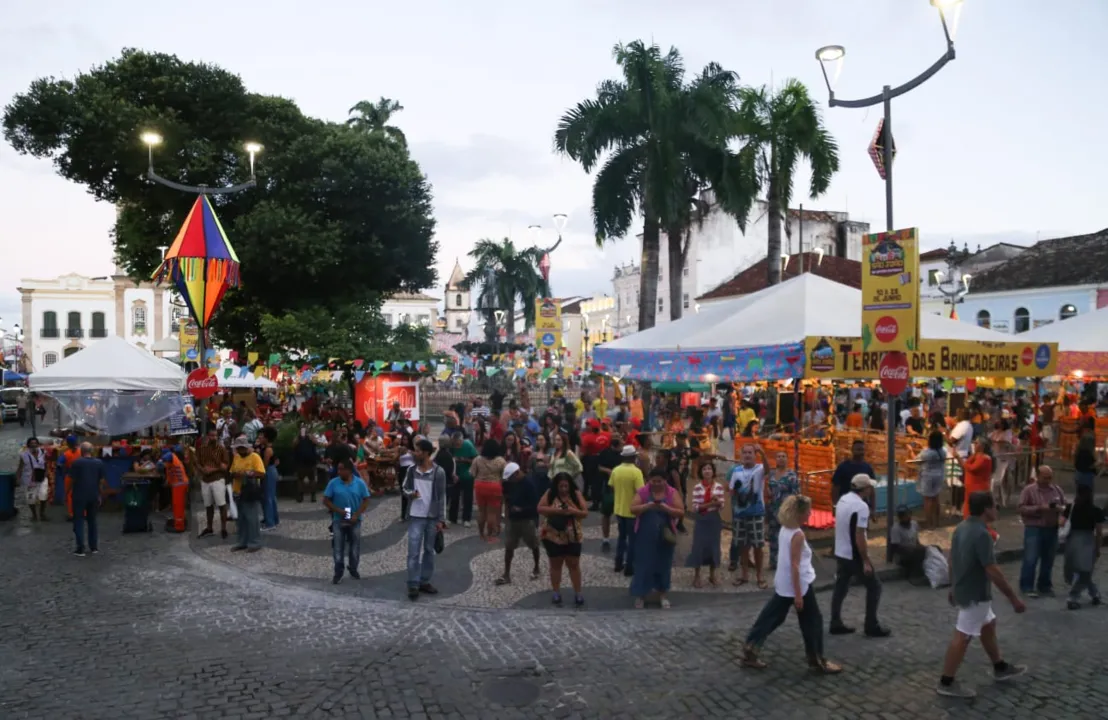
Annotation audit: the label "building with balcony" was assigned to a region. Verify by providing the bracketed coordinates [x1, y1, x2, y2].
[380, 292, 439, 330]
[18, 272, 179, 371]
[920, 240, 1028, 317]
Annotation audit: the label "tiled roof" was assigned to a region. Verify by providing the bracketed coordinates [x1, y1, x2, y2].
[697, 253, 861, 301]
[919, 248, 949, 261]
[966, 229, 1108, 293]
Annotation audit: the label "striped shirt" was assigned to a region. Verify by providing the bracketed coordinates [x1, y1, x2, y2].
[691, 481, 726, 513]
[196, 440, 230, 483]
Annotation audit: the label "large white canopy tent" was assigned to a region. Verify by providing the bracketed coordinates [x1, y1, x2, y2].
[29, 336, 186, 435]
[594, 273, 1015, 382]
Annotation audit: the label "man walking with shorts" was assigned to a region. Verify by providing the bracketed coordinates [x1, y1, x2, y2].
[497, 462, 540, 584]
[937, 491, 1027, 698]
[196, 427, 230, 538]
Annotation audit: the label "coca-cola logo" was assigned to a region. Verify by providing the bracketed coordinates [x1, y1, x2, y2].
[1020, 347, 1033, 366]
[186, 368, 219, 400]
[874, 316, 899, 344]
[878, 351, 910, 396]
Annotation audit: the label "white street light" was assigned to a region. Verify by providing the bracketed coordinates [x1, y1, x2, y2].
[552, 213, 568, 234]
[141, 131, 163, 148]
[244, 142, 263, 177]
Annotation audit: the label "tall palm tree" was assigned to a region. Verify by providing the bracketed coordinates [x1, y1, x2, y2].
[555, 42, 756, 327]
[462, 238, 551, 343]
[346, 97, 407, 147]
[733, 80, 840, 287]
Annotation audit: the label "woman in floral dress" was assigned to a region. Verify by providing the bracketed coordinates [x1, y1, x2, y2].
[765, 451, 800, 566]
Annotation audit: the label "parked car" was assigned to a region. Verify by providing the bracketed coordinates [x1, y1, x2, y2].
[1, 387, 27, 422]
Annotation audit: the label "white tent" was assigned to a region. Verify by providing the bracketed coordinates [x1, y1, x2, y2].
[1019, 306, 1108, 352]
[150, 335, 180, 353]
[217, 368, 279, 389]
[29, 336, 186, 393]
[606, 273, 1010, 352]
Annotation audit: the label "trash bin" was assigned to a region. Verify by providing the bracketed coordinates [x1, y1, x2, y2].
[0, 472, 16, 521]
[121, 479, 152, 533]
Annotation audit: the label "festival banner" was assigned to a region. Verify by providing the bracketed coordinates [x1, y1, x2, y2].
[861, 228, 920, 354]
[804, 336, 1059, 379]
[382, 380, 420, 421]
[178, 317, 200, 362]
[166, 395, 199, 435]
[534, 297, 562, 351]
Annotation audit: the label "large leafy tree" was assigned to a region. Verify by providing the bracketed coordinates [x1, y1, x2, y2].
[554, 41, 757, 326]
[461, 238, 550, 343]
[346, 97, 407, 147]
[3, 49, 437, 359]
[734, 80, 840, 287]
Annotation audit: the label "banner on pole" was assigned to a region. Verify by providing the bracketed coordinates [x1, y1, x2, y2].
[860, 228, 919, 354]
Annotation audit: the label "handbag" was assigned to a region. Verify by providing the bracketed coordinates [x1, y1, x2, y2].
[434, 528, 445, 554]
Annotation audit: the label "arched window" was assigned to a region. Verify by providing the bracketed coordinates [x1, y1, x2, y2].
[42, 311, 58, 338]
[43, 351, 58, 367]
[976, 310, 991, 329]
[1014, 307, 1030, 333]
[1060, 304, 1078, 320]
[454, 293, 462, 307]
[91, 311, 106, 338]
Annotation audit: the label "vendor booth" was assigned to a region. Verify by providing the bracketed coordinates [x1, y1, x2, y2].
[354, 372, 421, 430]
[29, 336, 187, 503]
[594, 274, 1059, 515]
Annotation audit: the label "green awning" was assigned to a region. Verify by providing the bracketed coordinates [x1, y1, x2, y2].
[652, 382, 711, 393]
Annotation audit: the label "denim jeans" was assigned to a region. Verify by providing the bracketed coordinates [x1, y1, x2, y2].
[406, 517, 437, 588]
[1019, 525, 1059, 593]
[235, 499, 262, 549]
[830, 557, 883, 631]
[263, 466, 280, 528]
[333, 523, 361, 577]
[73, 499, 99, 551]
[615, 516, 636, 569]
[745, 586, 823, 658]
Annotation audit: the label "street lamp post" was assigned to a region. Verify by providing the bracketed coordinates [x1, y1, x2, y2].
[933, 240, 973, 316]
[141, 131, 260, 432]
[815, 0, 963, 560]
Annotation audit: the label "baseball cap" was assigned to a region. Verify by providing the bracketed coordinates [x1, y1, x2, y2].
[851, 474, 877, 490]
[502, 462, 521, 480]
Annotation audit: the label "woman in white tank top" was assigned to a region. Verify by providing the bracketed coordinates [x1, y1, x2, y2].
[740, 495, 842, 674]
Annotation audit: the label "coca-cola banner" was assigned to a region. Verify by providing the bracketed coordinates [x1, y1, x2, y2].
[803, 336, 1059, 380]
[861, 228, 920, 355]
[382, 381, 420, 421]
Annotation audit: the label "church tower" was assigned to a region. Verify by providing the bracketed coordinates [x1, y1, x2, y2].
[443, 258, 471, 336]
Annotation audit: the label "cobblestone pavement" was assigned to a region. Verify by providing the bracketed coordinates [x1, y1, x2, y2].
[3, 506, 1108, 720]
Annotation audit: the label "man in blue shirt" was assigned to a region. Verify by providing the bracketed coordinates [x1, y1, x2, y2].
[322, 458, 371, 584]
[68, 442, 107, 557]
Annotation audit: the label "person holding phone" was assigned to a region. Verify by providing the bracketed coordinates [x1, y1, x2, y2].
[1017, 465, 1066, 597]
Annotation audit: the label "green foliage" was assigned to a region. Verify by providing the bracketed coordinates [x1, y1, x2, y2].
[2, 49, 437, 353]
[734, 80, 840, 286]
[259, 306, 433, 364]
[461, 238, 550, 342]
[347, 97, 407, 147]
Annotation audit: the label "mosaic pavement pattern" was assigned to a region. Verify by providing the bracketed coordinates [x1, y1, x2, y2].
[190, 493, 767, 610]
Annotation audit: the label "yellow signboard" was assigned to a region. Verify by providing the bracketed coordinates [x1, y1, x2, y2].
[861, 228, 919, 354]
[804, 336, 1059, 379]
[534, 298, 562, 351]
[178, 318, 200, 362]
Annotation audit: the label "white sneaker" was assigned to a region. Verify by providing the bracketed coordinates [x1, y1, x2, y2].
[463, 521, 472, 528]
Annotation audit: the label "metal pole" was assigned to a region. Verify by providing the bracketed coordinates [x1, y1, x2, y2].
[792, 380, 801, 474]
[882, 85, 898, 561]
[799, 203, 804, 272]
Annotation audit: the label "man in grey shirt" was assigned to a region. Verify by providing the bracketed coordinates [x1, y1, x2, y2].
[937, 491, 1027, 699]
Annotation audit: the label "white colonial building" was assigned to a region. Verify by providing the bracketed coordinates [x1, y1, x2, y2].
[18, 271, 181, 371]
[442, 259, 472, 335]
[380, 292, 438, 330]
[612, 198, 868, 332]
[920, 240, 1028, 318]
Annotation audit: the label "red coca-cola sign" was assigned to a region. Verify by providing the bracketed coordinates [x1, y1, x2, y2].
[1020, 347, 1034, 366]
[878, 351, 910, 396]
[874, 316, 899, 344]
[186, 368, 219, 400]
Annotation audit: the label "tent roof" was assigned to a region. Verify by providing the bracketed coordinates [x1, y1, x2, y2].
[1019, 306, 1108, 352]
[29, 336, 186, 393]
[606, 273, 1010, 353]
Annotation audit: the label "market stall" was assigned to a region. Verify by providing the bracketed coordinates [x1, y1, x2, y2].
[594, 273, 1058, 512]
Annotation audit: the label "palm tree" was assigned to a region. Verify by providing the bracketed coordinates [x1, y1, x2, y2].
[462, 238, 551, 343]
[346, 97, 407, 147]
[733, 80, 840, 287]
[555, 42, 756, 327]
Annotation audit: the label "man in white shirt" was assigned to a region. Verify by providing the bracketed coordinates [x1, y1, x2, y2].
[949, 409, 974, 458]
[829, 474, 891, 638]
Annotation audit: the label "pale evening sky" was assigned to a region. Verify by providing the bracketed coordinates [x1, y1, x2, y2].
[1, 0, 1104, 331]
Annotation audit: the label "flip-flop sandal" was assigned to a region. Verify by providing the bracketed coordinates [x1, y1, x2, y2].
[742, 657, 768, 669]
[812, 660, 843, 675]
[495, 577, 511, 586]
[733, 578, 748, 587]
[692, 579, 704, 589]
[633, 598, 645, 610]
[757, 580, 769, 590]
[709, 578, 720, 587]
